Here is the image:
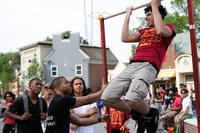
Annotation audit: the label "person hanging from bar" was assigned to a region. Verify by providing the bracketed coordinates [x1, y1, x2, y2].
[101, 0, 176, 122]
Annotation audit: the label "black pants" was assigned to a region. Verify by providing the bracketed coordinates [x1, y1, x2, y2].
[137, 108, 159, 133]
[3, 124, 15, 133]
[111, 129, 121, 133]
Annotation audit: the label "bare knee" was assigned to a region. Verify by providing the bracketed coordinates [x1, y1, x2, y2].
[101, 100, 111, 107]
[127, 100, 150, 114]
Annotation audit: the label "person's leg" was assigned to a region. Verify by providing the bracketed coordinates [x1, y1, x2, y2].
[111, 129, 121, 133]
[103, 98, 149, 114]
[11, 124, 16, 133]
[101, 62, 156, 114]
[3, 124, 9, 133]
[137, 122, 145, 133]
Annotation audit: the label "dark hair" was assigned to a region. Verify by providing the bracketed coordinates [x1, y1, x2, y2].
[29, 78, 41, 87]
[71, 77, 88, 96]
[50, 76, 66, 90]
[44, 83, 51, 90]
[144, 5, 167, 19]
[3, 91, 15, 100]
[183, 85, 187, 88]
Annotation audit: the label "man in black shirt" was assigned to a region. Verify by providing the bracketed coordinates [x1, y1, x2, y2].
[5, 78, 47, 133]
[45, 76, 107, 133]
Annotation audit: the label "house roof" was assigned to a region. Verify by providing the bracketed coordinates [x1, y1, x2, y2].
[80, 45, 118, 64]
[19, 41, 52, 51]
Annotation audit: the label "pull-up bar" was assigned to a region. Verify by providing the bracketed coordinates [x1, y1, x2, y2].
[104, 2, 151, 20]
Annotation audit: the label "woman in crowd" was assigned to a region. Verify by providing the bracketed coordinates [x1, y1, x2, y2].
[70, 77, 98, 133]
[3, 91, 16, 133]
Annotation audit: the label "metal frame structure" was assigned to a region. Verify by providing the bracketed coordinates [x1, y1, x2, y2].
[99, 0, 200, 132]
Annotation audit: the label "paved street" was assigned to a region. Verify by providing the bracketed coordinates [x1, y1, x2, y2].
[0, 118, 3, 132]
[0, 118, 168, 133]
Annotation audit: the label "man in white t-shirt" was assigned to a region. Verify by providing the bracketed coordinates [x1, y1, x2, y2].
[174, 88, 193, 133]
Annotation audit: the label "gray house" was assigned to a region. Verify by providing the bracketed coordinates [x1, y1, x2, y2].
[44, 33, 118, 90]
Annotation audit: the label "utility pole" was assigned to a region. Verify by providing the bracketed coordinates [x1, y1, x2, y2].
[187, 0, 200, 132]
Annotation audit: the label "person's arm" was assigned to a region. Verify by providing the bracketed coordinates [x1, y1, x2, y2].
[77, 107, 98, 118]
[154, 97, 163, 103]
[151, 0, 172, 37]
[4, 110, 31, 121]
[70, 112, 108, 126]
[74, 85, 106, 107]
[121, 6, 140, 42]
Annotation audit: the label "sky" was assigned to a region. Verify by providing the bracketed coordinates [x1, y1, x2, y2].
[0, 0, 171, 62]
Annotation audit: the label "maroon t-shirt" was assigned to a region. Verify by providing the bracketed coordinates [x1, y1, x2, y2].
[131, 24, 176, 71]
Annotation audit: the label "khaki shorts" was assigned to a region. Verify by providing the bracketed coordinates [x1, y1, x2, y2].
[101, 62, 157, 102]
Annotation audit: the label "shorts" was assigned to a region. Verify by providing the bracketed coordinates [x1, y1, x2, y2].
[101, 62, 157, 102]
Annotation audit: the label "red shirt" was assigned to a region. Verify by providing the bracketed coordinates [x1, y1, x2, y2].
[132, 24, 176, 71]
[4, 101, 15, 124]
[110, 108, 130, 130]
[171, 96, 182, 110]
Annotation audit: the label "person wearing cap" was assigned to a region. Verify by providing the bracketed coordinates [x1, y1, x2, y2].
[174, 88, 193, 133]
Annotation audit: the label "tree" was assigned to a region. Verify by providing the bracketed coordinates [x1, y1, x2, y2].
[0, 52, 20, 91]
[168, 0, 200, 38]
[45, 36, 53, 42]
[62, 31, 71, 39]
[164, 12, 188, 33]
[27, 58, 44, 80]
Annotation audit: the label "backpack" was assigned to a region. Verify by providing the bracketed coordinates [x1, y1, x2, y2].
[23, 95, 43, 113]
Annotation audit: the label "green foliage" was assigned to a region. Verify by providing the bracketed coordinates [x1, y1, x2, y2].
[0, 52, 20, 91]
[27, 58, 44, 80]
[164, 12, 188, 33]
[62, 31, 71, 39]
[131, 45, 136, 55]
[45, 36, 53, 42]
[80, 36, 89, 45]
[170, 0, 200, 38]
[46, 30, 89, 44]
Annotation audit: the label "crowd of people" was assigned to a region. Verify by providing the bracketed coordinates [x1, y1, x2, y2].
[1, 78, 194, 133]
[152, 85, 194, 133]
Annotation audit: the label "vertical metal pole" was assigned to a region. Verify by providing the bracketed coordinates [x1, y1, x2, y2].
[187, 0, 200, 132]
[99, 15, 108, 84]
[98, 15, 111, 133]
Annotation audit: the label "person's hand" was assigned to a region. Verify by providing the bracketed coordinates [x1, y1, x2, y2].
[151, 0, 161, 8]
[120, 125, 130, 132]
[40, 112, 46, 120]
[99, 114, 110, 122]
[126, 6, 133, 16]
[70, 123, 78, 131]
[100, 84, 108, 92]
[20, 112, 32, 121]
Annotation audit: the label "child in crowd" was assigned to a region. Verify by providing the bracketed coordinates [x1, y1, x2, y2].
[45, 76, 108, 133]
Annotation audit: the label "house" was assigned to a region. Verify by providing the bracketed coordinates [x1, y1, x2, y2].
[19, 41, 52, 87]
[43, 32, 118, 91]
[19, 33, 118, 91]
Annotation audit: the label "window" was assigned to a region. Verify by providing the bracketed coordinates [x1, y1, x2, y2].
[51, 65, 58, 77]
[75, 65, 82, 76]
